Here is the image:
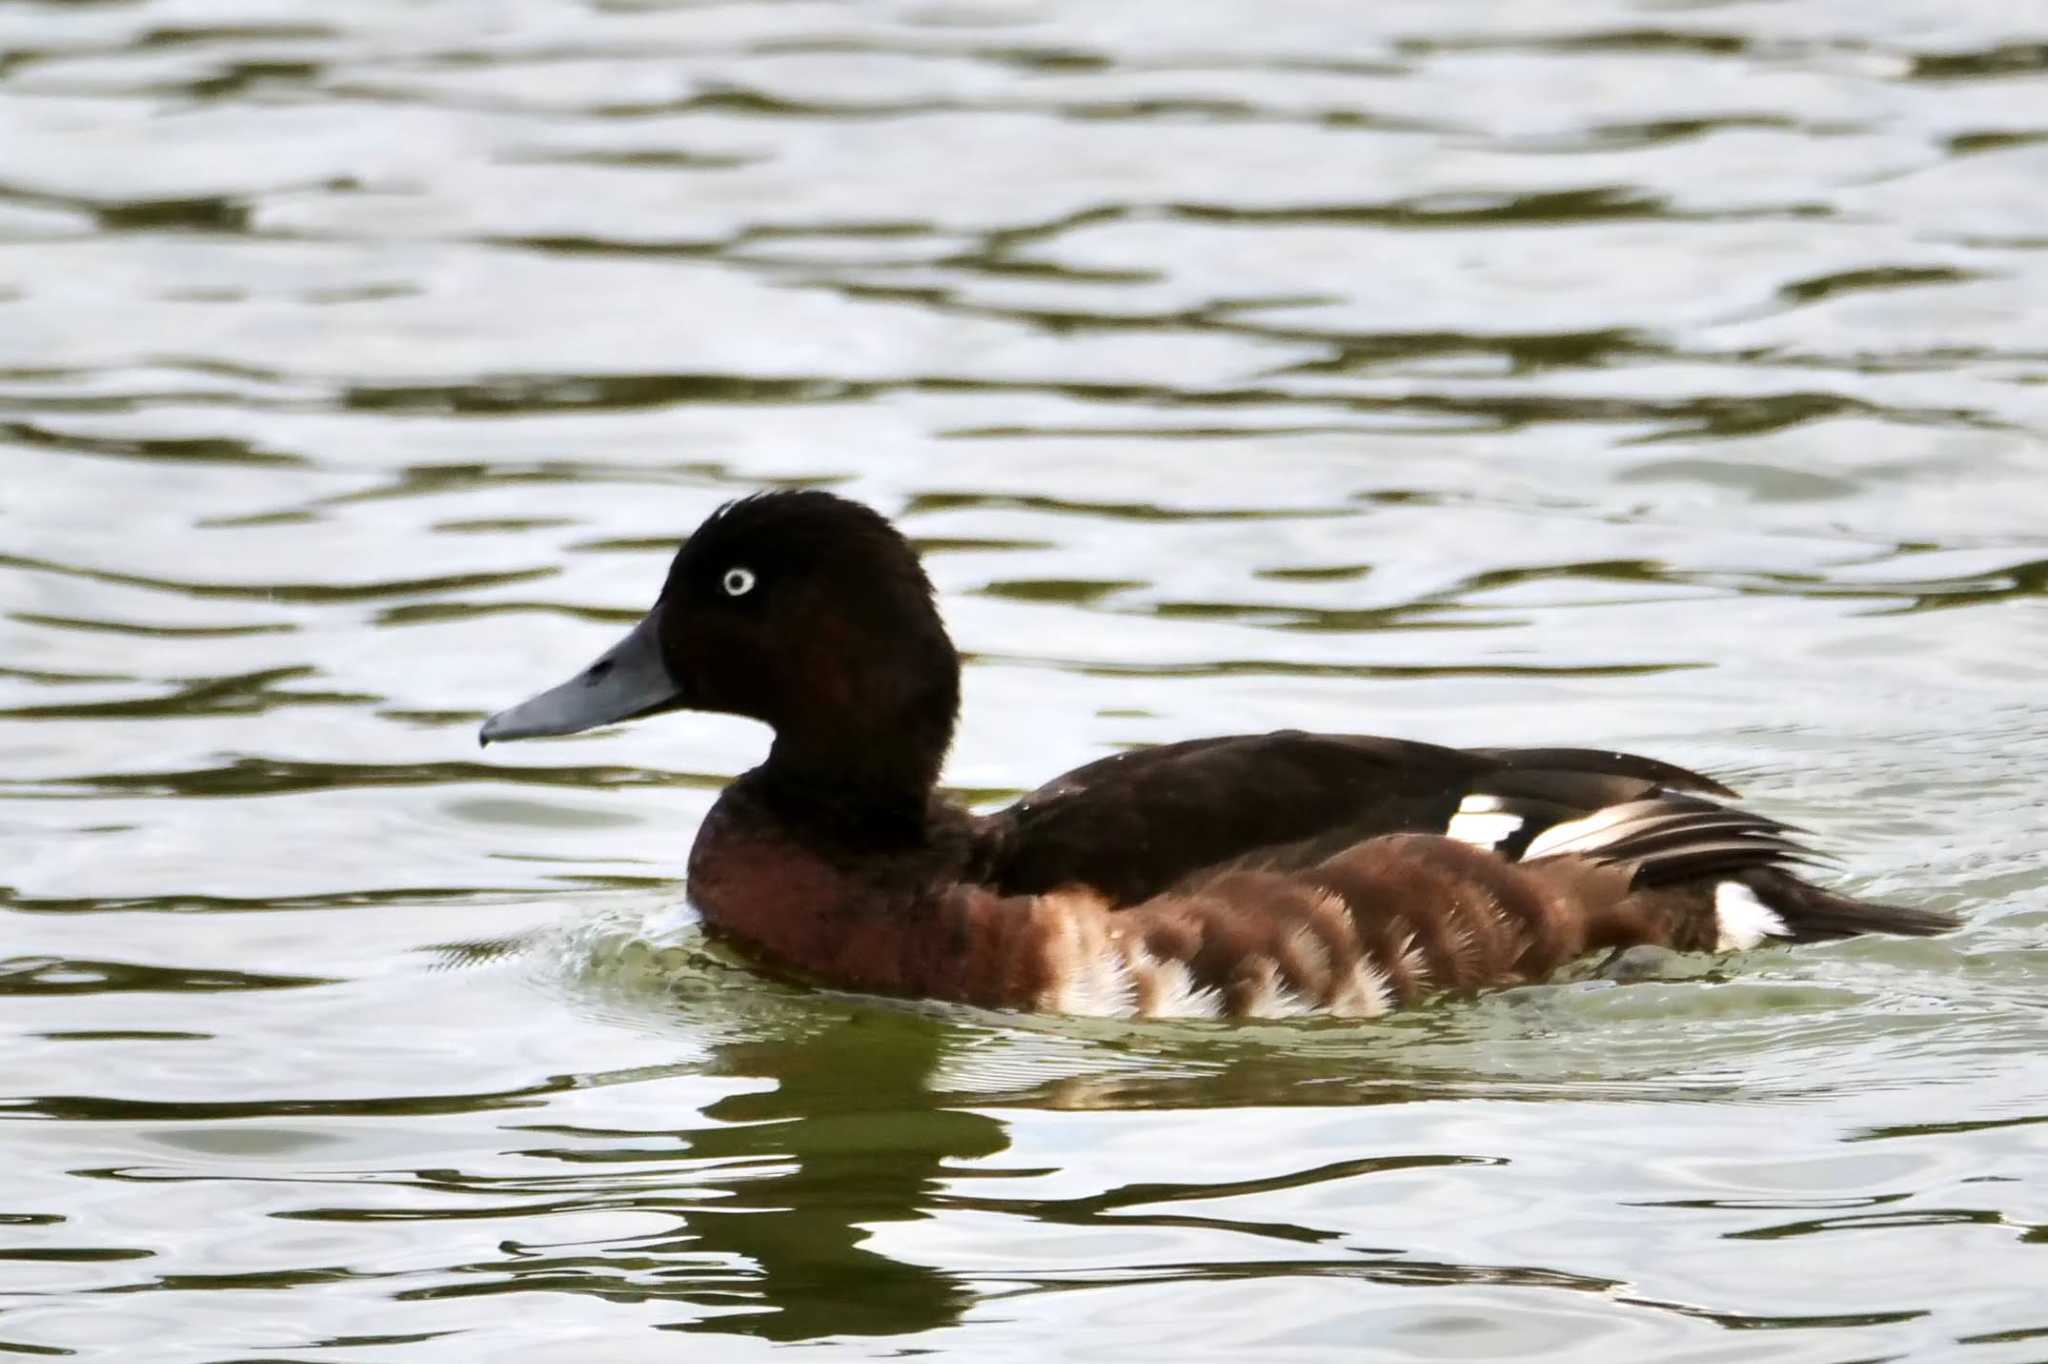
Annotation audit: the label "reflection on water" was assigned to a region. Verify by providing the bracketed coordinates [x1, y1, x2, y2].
[3, 0, 2048, 1358]
[265, 1007, 1004, 1342]
[650, 1013, 995, 1340]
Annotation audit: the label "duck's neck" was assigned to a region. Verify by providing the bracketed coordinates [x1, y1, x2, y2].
[752, 676, 959, 849]
[754, 742, 935, 847]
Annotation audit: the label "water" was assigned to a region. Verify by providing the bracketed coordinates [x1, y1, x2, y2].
[4, 0, 2047, 1357]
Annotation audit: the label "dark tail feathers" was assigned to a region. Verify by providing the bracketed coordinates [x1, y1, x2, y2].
[1737, 867, 1956, 942]
[1520, 794, 1956, 941]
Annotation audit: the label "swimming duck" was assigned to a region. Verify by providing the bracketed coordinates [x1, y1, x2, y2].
[480, 490, 1951, 1019]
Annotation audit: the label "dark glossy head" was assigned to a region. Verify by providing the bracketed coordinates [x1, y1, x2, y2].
[481, 491, 960, 804]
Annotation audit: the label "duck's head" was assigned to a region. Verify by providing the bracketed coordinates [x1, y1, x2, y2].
[481, 490, 960, 803]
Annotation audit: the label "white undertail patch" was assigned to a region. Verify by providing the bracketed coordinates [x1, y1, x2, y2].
[1714, 880, 1791, 951]
[1446, 795, 1523, 852]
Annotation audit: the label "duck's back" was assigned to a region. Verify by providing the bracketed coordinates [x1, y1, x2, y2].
[972, 731, 1730, 904]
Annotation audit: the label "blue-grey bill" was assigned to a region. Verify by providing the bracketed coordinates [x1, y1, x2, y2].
[478, 608, 681, 744]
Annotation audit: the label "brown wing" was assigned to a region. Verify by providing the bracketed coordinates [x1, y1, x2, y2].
[969, 729, 1734, 907]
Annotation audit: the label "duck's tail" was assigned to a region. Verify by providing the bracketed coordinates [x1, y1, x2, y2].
[1720, 867, 1954, 943]
[1515, 793, 1955, 946]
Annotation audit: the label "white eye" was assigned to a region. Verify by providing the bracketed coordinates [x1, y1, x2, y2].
[721, 566, 756, 597]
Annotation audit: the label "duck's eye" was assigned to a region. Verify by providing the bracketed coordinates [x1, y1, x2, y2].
[721, 566, 756, 597]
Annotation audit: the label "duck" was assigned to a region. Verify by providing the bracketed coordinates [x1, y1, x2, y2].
[479, 490, 1953, 1020]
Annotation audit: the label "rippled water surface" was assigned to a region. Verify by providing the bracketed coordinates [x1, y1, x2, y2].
[5, 0, 2048, 1358]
